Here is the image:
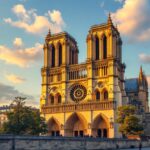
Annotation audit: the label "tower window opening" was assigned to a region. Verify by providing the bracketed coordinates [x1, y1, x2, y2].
[95, 68, 99, 76]
[51, 45, 55, 67]
[96, 91, 100, 101]
[69, 49, 72, 64]
[57, 73, 62, 81]
[58, 95, 61, 104]
[104, 90, 108, 100]
[95, 36, 99, 60]
[103, 35, 107, 59]
[58, 44, 62, 66]
[72, 51, 74, 64]
[50, 75, 54, 82]
[50, 95, 54, 104]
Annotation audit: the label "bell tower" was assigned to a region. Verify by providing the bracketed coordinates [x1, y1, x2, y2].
[138, 66, 149, 112]
[41, 30, 78, 107]
[86, 14, 122, 62]
[86, 14, 127, 107]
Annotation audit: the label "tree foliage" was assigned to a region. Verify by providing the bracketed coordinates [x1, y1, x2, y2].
[1, 97, 47, 135]
[116, 105, 143, 136]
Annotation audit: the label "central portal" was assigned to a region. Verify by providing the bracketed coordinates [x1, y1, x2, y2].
[65, 113, 87, 137]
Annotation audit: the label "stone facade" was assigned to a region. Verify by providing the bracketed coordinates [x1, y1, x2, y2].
[125, 66, 149, 113]
[40, 15, 129, 138]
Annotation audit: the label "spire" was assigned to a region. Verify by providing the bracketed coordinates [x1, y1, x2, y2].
[45, 28, 51, 41]
[48, 28, 51, 36]
[107, 13, 113, 25]
[139, 66, 143, 80]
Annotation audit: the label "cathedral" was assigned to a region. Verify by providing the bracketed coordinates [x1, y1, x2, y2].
[40, 15, 149, 138]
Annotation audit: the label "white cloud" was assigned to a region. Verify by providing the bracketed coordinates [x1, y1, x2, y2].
[12, 4, 30, 22]
[48, 10, 64, 25]
[4, 4, 65, 35]
[147, 76, 150, 88]
[0, 41, 43, 68]
[13, 37, 23, 47]
[100, 1, 105, 8]
[5, 74, 26, 84]
[112, 0, 150, 41]
[139, 53, 150, 64]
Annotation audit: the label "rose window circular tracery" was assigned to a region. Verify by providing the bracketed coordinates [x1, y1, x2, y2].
[70, 84, 87, 102]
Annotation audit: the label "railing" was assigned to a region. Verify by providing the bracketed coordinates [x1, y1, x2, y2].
[42, 101, 116, 114]
[68, 63, 87, 80]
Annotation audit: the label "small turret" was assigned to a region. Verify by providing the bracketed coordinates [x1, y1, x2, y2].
[139, 66, 143, 80]
[138, 66, 148, 90]
[45, 29, 51, 42]
[107, 13, 113, 25]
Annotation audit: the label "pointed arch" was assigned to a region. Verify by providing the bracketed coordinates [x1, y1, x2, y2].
[58, 43, 62, 66]
[48, 117, 61, 136]
[65, 112, 88, 137]
[101, 88, 109, 101]
[55, 93, 62, 104]
[103, 90, 108, 100]
[51, 44, 55, 67]
[95, 35, 100, 60]
[49, 94, 54, 104]
[95, 89, 100, 101]
[102, 34, 107, 59]
[92, 113, 109, 138]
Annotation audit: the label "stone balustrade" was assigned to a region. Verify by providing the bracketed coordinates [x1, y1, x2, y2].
[42, 101, 116, 114]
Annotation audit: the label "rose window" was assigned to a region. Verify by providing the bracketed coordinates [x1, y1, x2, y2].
[70, 84, 87, 102]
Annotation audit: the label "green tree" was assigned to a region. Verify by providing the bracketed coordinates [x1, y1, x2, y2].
[1, 97, 47, 135]
[116, 105, 143, 137]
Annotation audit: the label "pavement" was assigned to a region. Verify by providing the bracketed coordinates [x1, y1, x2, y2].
[120, 148, 150, 150]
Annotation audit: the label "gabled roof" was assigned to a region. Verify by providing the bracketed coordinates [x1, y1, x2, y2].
[125, 78, 139, 93]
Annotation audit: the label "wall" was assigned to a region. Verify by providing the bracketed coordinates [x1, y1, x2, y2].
[0, 136, 150, 150]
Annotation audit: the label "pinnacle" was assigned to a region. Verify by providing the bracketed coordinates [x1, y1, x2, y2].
[107, 13, 113, 25]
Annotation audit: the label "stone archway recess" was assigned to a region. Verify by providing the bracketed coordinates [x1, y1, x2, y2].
[92, 114, 109, 138]
[48, 117, 61, 136]
[64, 112, 88, 137]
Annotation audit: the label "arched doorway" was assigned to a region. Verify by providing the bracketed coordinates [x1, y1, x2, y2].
[64, 113, 87, 137]
[48, 117, 60, 136]
[92, 114, 109, 138]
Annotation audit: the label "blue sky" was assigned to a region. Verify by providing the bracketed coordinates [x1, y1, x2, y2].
[0, 0, 150, 107]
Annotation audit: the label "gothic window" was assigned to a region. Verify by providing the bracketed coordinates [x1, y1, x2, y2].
[58, 95, 62, 104]
[50, 95, 54, 104]
[51, 45, 55, 67]
[104, 90, 108, 100]
[72, 51, 74, 64]
[103, 35, 107, 59]
[58, 44, 62, 66]
[69, 49, 72, 64]
[95, 68, 99, 76]
[96, 90, 100, 101]
[57, 73, 62, 81]
[95, 36, 99, 60]
[50, 75, 53, 82]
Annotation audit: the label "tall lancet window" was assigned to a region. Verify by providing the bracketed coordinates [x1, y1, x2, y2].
[72, 51, 74, 64]
[58, 43, 62, 66]
[95, 36, 99, 60]
[51, 45, 55, 67]
[103, 35, 107, 59]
